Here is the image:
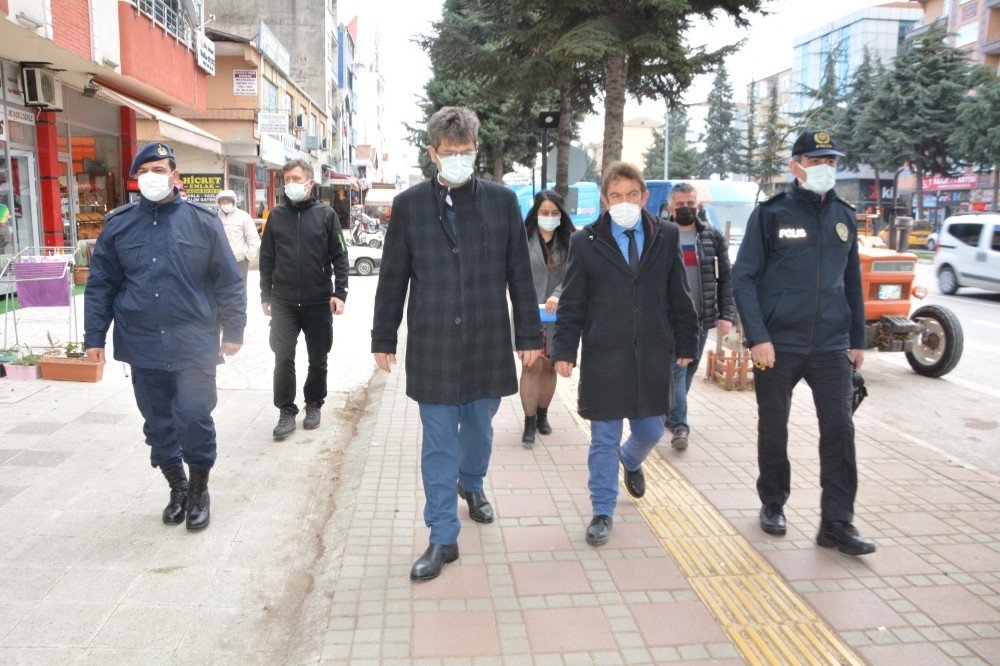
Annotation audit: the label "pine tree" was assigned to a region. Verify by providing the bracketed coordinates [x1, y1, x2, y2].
[667, 106, 701, 179]
[643, 128, 665, 179]
[755, 85, 787, 193]
[698, 65, 743, 178]
[840, 50, 894, 220]
[950, 67, 1000, 212]
[793, 47, 844, 134]
[873, 25, 971, 220]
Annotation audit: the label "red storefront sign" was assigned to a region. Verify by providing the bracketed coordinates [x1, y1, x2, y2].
[921, 173, 978, 191]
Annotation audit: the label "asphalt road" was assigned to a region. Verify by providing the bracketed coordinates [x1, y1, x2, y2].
[859, 261, 1000, 474]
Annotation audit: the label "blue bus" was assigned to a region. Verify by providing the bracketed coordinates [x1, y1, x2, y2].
[645, 180, 762, 256]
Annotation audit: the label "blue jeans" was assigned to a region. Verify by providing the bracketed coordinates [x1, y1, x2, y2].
[668, 329, 709, 431]
[131, 364, 219, 471]
[418, 398, 501, 545]
[589, 416, 665, 516]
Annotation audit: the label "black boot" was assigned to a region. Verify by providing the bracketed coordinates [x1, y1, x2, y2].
[186, 468, 211, 531]
[522, 415, 537, 447]
[410, 543, 459, 581]
[536, 407, 552, 435]
[160, 464, 188, 525]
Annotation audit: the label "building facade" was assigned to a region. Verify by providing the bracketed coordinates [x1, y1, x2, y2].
[909, 0, 1000, 71]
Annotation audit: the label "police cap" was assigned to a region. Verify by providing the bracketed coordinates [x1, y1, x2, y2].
[130, 142, 175, 176]
[791, 131, 845, 158]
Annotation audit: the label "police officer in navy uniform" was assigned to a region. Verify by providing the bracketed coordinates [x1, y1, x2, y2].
[84, 142, 247, 532]
[733, 131, 875, 556]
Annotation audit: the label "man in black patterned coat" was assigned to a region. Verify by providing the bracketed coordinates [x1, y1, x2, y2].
[372, 107, 543, 581]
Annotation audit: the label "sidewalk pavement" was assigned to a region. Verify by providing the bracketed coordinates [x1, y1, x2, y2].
[1, 279, 999, 664]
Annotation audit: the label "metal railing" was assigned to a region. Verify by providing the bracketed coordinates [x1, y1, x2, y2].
[134, 0, 195, 50]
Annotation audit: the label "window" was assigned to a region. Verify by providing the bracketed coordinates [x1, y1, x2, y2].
[263, 78, 279, 110]
[310, 114, 318, 135]
[947, 222, 983, 246]
[992, 226, 1000, 252]
[954, 20, 978, 45]
[961, 2, 978, 20]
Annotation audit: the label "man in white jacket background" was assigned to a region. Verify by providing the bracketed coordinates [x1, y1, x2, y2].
[216, 189, 261, 286]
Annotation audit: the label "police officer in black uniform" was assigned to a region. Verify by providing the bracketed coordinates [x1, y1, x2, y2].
[733, 131, 875, 556]
[84, 142, 247, 532]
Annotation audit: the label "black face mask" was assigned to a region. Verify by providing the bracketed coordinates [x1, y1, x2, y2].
[674, 206, 699, 226]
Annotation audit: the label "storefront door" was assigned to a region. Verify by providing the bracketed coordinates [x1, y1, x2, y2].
[3, 150, 41, 253]
[59, 156, 78, 247]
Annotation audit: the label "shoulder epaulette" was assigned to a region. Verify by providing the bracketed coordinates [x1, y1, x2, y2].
[187, 201, 218, 215]
[759, 191, 786, 207]
[836, 198, 856, 211]
[104, 203, 136, 221]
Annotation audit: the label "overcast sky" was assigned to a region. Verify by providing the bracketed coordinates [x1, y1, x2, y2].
[340, 0, 909, 176]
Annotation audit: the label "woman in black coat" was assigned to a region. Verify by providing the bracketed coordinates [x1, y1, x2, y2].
[520, 190, 576, 446]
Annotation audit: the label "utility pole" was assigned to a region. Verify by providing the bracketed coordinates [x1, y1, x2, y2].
[662, 106, 670, 180]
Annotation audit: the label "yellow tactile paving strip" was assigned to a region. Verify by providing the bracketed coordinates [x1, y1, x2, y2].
[555, 378, 864, 666]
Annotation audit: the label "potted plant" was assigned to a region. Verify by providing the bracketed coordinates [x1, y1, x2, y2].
[0, 345, 18, 363]
[3, 347, 42, 381]
[38, 341, 103, 383]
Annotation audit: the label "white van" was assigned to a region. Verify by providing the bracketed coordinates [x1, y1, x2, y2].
[933, 213, 1000, 295]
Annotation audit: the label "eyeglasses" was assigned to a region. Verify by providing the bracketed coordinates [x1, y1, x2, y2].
[436, 149, 477, 159]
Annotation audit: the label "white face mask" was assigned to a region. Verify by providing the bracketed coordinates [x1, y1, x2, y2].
[137, 172, 173, 202]
[437, 153, 476, 185]
[608, 202, 642, 229]
[284, 181, 310, 202]
[800, 163, 837, 195]
[537, 215, 561, 232]
[220, 204, 234, 214]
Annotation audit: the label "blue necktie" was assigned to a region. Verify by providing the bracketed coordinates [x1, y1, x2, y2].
[444, 195, 457, 238]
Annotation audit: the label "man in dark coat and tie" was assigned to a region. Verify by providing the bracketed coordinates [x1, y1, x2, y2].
[371, 107, 543, 581]
[552, 162, 700, 547]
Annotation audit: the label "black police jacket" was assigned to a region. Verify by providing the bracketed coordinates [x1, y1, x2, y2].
[84, 194, 247, 370]
[732, 183, 866, 355]
[259, 195, 349, 306]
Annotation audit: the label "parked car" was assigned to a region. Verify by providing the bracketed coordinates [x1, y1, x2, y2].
[344, 236, 382, 276]
[877, 219, 935, 248]
[932, 213, 1000, 295]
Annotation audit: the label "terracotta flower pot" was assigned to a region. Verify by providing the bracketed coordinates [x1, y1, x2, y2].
[38, 357, 103, 382]
[3, 363, 41, 380]
[73, 267, 89, 285]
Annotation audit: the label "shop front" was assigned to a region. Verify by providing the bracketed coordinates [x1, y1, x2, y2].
[1, 60, 42, 266]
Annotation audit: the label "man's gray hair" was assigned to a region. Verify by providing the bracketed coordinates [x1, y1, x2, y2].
[669, 182, 698, 201]
[282, 158, 314, 179]
[427, 106, 480, 148]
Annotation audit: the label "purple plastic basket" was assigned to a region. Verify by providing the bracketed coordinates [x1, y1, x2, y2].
[12, 261, 71, 307]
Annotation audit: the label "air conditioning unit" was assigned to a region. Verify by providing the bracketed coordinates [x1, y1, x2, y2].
[294, 114, 306, 131]
[22, 68, 64, 110]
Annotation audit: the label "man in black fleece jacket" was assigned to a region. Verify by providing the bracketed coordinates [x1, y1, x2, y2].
[260, 159, 349, 440]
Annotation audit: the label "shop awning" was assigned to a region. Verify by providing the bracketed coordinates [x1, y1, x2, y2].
[99, 89, 223, 154]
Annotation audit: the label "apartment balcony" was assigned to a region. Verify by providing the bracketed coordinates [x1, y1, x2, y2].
[906, 16, 948, 40]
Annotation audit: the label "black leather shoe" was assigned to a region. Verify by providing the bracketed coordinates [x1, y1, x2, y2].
[620, 456, 645, 498]
[586, 515, 613, 546]
[160, 464, 188, 525]
[273, 408, 296, 440]
[302, 403, 321, 430]
[457, 482, 494, 523]
[410, 543, 459, 581]
[522, 415, 537, 447]
[817, 521, 876, 556]
[535, 408, 552, 435]
[760, 504, 786, 535]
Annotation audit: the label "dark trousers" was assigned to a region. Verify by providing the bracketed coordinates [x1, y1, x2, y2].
[269, 300, 333, 413]
[753, 350, 857, 523]
[131, 364, 219, 470]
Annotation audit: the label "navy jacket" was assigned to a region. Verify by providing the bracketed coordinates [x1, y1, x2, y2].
[732, 184, 865, 355]
[84, 193, 247, 370]
[551, 211, 700, 421]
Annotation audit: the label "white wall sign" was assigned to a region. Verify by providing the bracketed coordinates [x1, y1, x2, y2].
[7, 107, 36, 125]
[197, 33, 216, 76]
[233, 69, 258, 96]
[257, 111, 288, 135]
[0, 107, 6, 141]
[2, 62, 24, 103]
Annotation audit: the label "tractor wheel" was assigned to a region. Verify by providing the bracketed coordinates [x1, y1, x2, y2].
[355, 258, 375, 276]
[905, 304, 963, 377]
[937, 266, 959, 295]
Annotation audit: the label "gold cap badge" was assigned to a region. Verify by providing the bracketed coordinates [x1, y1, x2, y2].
[156, 144, 168, 156]
[815, 132, 831, 147]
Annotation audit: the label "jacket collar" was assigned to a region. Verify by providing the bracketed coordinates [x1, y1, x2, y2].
[138, 190, 183, 212]
[790, 181, 838, 207]
[431, 172, 478, 200]
[288, 194, 319, 212]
